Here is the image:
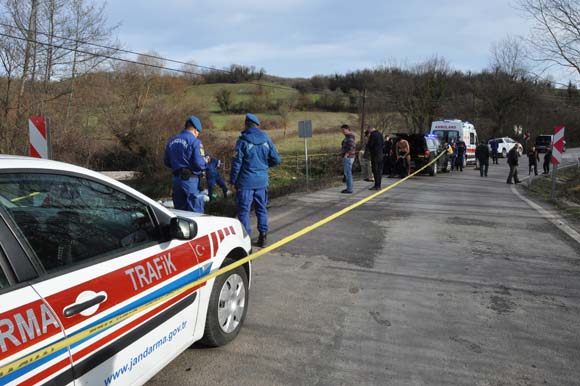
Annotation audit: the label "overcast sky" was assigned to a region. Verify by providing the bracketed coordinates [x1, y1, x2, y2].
[106, 0, 534, 78]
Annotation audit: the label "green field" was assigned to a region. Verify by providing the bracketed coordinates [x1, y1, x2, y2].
[187, 82, 300, 113]
[207, 111, 357, 152]
[185, 82, 359, 154]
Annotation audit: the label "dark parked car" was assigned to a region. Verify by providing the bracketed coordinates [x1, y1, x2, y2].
[394, 133, 449, 176]
[535, 135, 552, 153]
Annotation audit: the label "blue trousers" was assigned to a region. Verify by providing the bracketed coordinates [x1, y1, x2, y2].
[343, 157, 354, 192]
[236, 188, 268, 236]
[207, 175, 228, 199]
[172, 176, 204, 213]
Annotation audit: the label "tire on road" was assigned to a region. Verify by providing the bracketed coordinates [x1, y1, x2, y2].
[200, 258, 249, 347]
[429, 162, 438, 176]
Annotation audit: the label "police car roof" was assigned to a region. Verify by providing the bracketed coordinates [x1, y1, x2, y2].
[0, 154, 91, 173]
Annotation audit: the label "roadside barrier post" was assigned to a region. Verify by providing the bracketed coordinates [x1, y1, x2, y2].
[550, 164, 558, 201]
[550, 126, 565, 201]
[28, 116, 51, 159]
[298, 120, 313, 190]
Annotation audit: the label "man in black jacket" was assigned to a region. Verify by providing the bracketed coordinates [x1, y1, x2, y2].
[475, 140, 490, 177]
[366, 127, 384, 190]
[506, 144, 521, 184]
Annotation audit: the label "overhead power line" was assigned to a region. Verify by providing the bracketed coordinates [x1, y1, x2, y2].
[0, 30, 208, 77]
[0, 22, 298, 92]
[0, 20, 230, 75]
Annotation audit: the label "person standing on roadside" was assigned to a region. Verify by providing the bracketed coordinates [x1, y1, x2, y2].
[475, 140, 490, 177]
[450, 139, 457, 171]
[366, 127, 384, 190]
[543, 146, 552, 174]
[455, 137, 466, 171]
[340, 124, 356, 193]
[490, 139, 499, 164]
[527, 146, 540, 176]
[164, 115, 207, 213]
[506, 143, 521, 184]
[396, 136, 411, 177]
[230, 113, 280, 247]
[358, 130, 374, 183]
[383, 135, 393, 176]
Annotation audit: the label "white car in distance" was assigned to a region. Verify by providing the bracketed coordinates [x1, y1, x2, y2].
[488, 137, 521, 158]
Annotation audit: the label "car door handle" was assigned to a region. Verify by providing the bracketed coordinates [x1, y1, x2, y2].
[64, 293, 107, 317]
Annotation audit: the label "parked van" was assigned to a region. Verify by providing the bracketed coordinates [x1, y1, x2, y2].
[430, 120, 478, 166]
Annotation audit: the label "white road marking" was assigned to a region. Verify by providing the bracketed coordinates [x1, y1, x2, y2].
[510, 184, 580, 245]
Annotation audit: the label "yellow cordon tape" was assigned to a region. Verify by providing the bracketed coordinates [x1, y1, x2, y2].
[0, 151, 445, 379]
[10, 192, 41, 203]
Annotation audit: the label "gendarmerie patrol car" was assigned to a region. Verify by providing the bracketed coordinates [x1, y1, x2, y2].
[0, 155, 252, 386]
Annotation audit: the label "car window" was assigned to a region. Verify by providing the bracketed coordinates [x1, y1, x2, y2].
[506, 138, 515, 143]
[0, 173, 160, 272]
[469, 133, 475, 145]
[496, 138, 503, 143]
[0, 267, 8, 289]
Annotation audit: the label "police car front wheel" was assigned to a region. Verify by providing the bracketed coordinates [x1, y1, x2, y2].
[201, 258, 249, 347]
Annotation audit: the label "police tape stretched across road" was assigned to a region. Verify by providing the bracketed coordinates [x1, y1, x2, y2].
[0, 150, 445, 380]
[202, 149, 447, 282]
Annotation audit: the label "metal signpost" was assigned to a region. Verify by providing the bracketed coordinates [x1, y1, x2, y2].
[550, 126, 565, 200]
[298, 120, 313, 189]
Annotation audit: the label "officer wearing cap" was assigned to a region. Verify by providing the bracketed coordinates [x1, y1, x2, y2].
[230, 113, 280, 247]
[164, 115, 207, 213]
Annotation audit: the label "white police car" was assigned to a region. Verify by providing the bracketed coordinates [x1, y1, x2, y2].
[0, 155, 252, 386]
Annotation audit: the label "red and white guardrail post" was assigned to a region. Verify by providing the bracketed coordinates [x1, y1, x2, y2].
[28, 116, 51, 159]
[550, 126, 565, 200]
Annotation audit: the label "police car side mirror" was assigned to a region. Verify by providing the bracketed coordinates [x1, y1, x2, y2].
[169, 217, 197, 240]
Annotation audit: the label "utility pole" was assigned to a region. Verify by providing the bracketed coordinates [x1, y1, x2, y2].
[360, 88, 367, 147]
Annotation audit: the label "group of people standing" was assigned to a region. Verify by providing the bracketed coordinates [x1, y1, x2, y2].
[526, 145, 553, 175]
[164, 113, 280, 247]
[342, 126, 558, 193]
[341, 126, 412, 194]
[474, 139, 554, 184]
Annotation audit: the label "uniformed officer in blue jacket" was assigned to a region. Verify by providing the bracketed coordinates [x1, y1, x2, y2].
[164, 115, 207, 213]
[230, 113, 280, 247]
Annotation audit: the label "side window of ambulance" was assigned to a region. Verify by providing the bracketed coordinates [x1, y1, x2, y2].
[469, 133, 475, 145]
[0, 173, 160, 273]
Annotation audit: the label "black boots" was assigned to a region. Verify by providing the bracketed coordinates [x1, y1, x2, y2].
[257, 232, 267, 247]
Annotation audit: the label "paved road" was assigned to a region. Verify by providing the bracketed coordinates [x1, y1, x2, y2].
[148, 151, 580, 386]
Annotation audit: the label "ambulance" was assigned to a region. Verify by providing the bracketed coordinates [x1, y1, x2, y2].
[430, 120, 478, 166]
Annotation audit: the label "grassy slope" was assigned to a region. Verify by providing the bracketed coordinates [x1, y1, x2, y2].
[188, 83, 359, 154]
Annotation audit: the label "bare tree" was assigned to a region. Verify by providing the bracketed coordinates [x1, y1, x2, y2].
[490, 35, 529, 79]
[391, 56, 450, 133]
[518, 0, 580, 77]
[64, 0, 119, 129]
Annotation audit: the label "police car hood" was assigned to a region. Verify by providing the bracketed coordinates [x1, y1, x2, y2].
[170, 209, 205, 218]
[240, 127, 268, 145]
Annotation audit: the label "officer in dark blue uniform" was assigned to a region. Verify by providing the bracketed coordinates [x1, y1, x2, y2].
[163, 115, 207, 213]
[205, 154, 228, 200]
[230, 113, 280, 247]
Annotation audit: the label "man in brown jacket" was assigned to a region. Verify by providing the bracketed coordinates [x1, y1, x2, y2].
[396, 137, 411, 177]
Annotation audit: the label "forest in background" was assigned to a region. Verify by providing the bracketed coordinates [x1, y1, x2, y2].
[1, 0, 580, 198]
